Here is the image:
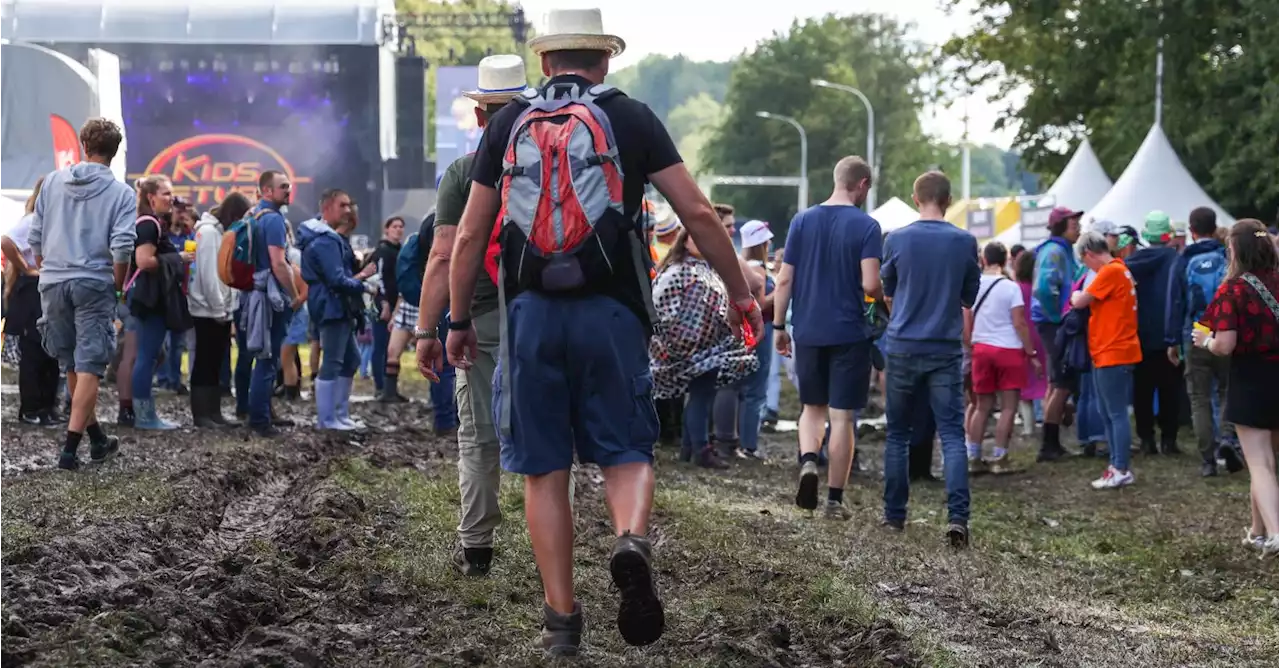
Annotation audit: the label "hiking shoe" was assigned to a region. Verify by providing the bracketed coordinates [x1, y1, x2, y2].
[1221, 443, 1245, 473]
[1200, 461, 1218, 477]
[1090, 466, 1135, 490]
[986, 454, 1016, 475]
[609, 532, 664, 646]
[116, 406, 136, 428]
[89, 435, 119, 464]
[696, 444, 729, 469]
[737, 448, 768, 461]
[967, 457, 990, 475]
[253, 424, 281, 438]
[823, 500, 853, 521]
[1140, 438, 1159, 456]
[1242, 528, 1267, 551]
[881, 518, 905, 533]
[57, 451, 79, 471]
[946, 523, 970, 549]
[540, 602, 583, 657]
[1160, 438, 1182, 455]
[453, 544, 492, 577]
[795, 460, 820, 510]
[1261, 535, 1279, 559]
[1036, 446, 1066, 463]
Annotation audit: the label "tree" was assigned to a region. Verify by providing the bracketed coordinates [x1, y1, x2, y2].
[943, 0, 1278, 222]
[700, 14, 935, 231]
[666, 93, 725, 172]
[609, 55, 734, 127]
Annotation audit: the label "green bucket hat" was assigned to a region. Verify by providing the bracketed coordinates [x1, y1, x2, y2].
[1143, 210, 1174, 244]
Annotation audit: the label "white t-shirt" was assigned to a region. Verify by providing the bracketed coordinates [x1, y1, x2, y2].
[5, 213, 37, 267]
[971, 274, 1024, 350]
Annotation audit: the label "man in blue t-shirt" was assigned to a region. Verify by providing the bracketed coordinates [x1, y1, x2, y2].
[880, 170, 980, 547]
[773, 156, 882, 521]
[243, 170, 301, 435]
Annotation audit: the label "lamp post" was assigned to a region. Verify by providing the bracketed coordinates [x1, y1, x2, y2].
[810, 79, 876, 211]
[755, 111, 808, 214]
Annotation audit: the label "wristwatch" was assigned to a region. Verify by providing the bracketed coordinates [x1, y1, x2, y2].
[412, 326, 438, 341]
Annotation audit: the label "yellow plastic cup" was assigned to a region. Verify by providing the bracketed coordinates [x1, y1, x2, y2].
[1193, 322, 1211, 335]
[183, 239, 197, 253]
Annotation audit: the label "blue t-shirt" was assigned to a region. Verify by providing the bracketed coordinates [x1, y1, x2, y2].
[782, 204, 882, 346]
[881, 220, 981, 355]
[251, 201, 288, 272]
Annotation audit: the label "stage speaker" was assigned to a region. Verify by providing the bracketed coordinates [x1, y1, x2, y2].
[395, 56, 427, 150]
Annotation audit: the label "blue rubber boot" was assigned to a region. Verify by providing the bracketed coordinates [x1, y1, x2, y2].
[314, 379, 351, 430]
[134, 398, 178, 430]
[334, 376, 365, 430]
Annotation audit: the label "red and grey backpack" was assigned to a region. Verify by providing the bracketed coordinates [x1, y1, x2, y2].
[486, 82, 630, 292]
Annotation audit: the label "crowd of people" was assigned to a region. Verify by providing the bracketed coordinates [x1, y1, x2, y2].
[3, 5, 1276, 658]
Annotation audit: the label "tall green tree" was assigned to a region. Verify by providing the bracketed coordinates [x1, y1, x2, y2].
[943, 0, 1278, 222]
[700, 14, 934, 230]
[609, 55, 734, 127]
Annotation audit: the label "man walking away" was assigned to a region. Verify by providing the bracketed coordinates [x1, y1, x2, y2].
[880, 171, 980, 547]
[415, 53, 528, 577]
[1127, 211, 1182, 454]
[29, 118, 134, 470]
[444, 8, 761, 655]
[772, 156, 881, 520]
[1031, 206, 1082, 461]
[1166, 207, 1240, 476]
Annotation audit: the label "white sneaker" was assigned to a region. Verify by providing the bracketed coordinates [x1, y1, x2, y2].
[1090, 466, 1135, 489]
[1261, 535, 1279, 559]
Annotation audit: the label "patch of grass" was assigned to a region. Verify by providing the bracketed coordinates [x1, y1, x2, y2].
[1, 472, 174, 560]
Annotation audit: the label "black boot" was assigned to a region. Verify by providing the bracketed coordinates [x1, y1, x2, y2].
[190, 388, 217, 428]
[1160, 436, 1182, 455]
[205, 387, 240, 427]
[1140, 437, 1159, 455]
[378, 374, 409, 403]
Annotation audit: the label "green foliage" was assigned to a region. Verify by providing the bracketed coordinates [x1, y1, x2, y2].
[609, 55, 734, 126]
[700, 14, 936, 230]
[943, 0, 1279, 221]
[666, 93, 725, 172]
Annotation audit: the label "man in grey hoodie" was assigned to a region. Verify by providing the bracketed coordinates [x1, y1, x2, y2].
[29, 118, 136, 470]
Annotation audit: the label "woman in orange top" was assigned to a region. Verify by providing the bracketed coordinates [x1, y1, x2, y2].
[1071, 230, 1141, 489]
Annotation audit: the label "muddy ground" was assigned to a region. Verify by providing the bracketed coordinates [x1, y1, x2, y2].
[1, 374, 1276, 667]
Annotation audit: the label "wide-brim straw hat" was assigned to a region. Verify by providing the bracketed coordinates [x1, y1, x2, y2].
[463, 54, 531, 104]
[529, 8, 625, 57]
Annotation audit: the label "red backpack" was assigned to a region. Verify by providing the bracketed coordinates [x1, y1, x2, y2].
[484, 83, 630, 292]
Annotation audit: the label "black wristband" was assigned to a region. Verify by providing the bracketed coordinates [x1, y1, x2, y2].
[772, 322, 786, 329]
[447, 318, 472, 331]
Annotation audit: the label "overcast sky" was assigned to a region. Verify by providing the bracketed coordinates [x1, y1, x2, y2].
[520, 0, 1021, 149]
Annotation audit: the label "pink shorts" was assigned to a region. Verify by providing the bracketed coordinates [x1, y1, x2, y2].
[971, 343, 1027, 395]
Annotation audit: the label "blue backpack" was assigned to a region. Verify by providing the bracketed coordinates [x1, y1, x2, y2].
[395, 213, 434, 307]
[1186, 247, 1228, 323]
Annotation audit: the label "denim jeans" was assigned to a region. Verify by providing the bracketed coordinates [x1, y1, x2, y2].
[371, 315, 390, 391]
[234, 312, 252, 415]
[1076, 370, 1106, 443]
[430, 315, 458, 432]
[247, 308, 290, 428]
[159, 329, 188, 387]
[318, 319, 360, 380]
[682, 371, 718, 450]
[883, 352, 969, 525]
[738, 323, 773, 452]
[766, 341, 782, 414]
[130, 312, 169, 401]
[1094, 364, 1135, 472]
[358, 341, 373, 377]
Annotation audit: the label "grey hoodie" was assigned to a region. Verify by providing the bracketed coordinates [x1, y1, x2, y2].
[29, 162, 137, 286]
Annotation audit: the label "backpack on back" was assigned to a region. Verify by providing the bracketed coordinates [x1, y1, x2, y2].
[218, 208, 268, 290]
[490, 83, 630, 293]
[1186, 247, 1228, 323]
[396, 214, 434, 307]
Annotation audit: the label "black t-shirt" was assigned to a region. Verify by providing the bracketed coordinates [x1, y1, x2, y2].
[469, 74, 682, 328]
[131, 215, 178, 272]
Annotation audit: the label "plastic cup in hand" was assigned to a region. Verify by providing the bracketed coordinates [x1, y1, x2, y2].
[183, 240, 197, 253]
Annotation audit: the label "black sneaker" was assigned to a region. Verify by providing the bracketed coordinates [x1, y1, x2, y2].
[117, 406, 136, 428]
[253, 424, 281, 438]
[1160, 438, 1182, 455]
[1140, 438, 1159, 456]
[57, 451, 79, 471]
[881, 518, 905, 533]
[453, 544, 492, 577]
[174, 383, 189, 396]
[540, 602, 583, 657]
[946, 522, 970, 549]
[19, 411, 43, 425]
[1200, 461, 1218, 477]
[795, 460, 820, 510]
[89, 436, 120, 464]
[1081, 441, 1097, 458]
[1221, 443, 1245, 474]
[610, 532, 664, 647]
[41, 411, 68, 427]
[1036, 446, 1066, 463]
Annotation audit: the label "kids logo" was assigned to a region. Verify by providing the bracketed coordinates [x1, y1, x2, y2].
[129, 134, 313, 207]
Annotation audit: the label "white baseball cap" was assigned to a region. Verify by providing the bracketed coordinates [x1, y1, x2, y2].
[739, 219, 774, 249]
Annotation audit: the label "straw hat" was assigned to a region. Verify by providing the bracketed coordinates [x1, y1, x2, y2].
[528, 8, 625, 57]
[463, 54, 531, 104]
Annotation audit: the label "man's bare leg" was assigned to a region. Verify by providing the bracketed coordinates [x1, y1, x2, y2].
[600, 461, 664, 647]
[600, 461, 654, 536]
[525, 469, 576, 615]
[795, 403, 827, 510]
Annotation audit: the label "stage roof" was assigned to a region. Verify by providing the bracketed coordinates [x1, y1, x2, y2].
[1, 0, 396, 46]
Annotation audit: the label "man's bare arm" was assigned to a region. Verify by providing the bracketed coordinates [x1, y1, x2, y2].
[417, 225, 456, 330]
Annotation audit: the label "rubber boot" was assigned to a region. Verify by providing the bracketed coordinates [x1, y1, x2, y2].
[190, 387, 217, 428]
[378, 373, 409, 403]
[335, 376, 366, 430]
[134, 398, 178, 430]
[313, 379, 351, 430]
[200, 386, 239, 427]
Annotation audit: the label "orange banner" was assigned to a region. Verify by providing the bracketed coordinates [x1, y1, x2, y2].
[50, 114, 81, 169]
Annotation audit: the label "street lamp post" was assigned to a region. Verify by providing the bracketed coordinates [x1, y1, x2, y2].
[755, 111, 808, 214]
[810, 79, 876, 211]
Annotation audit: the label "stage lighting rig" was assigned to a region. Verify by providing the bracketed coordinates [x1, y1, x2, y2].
[382, 8, 531, 60]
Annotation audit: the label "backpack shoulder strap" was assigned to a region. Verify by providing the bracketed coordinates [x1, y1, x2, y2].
[972, 277, 1006, 319]
[1241, 273, 1279, 318]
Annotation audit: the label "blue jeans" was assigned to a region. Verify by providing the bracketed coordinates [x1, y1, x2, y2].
[234, 312, 252, 415]
[682, 371, 718, 451]
[371, 314, 390, 391]
[318, 319, 360, 380]
[738, 323, 773, 452]
[1094, 364, 1134, 472]
[1076, 370, 1106, 443]
[247, 308, 290, 428]
[130, 313, 168, 401]
[883, 353, 969, 525]
[358, 341, 373, 377]
[766, 340, 782, 414]
[430, 315, 458, 432]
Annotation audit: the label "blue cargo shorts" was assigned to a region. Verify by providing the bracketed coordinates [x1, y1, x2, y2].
[38, 278, 117, 377]
[495, 292, 659, 476]
[284, 303, 311, 346]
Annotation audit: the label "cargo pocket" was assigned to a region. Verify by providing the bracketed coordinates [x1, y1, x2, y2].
[630, 372, 661, 447]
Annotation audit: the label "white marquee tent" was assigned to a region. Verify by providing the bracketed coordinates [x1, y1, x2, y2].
[1088, 124, 1233, 227]
[1046, 138, 1112, 214]
[870, 197, 918, 232]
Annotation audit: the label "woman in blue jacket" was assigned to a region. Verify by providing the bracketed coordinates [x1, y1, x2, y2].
[299, 216, 375, 430]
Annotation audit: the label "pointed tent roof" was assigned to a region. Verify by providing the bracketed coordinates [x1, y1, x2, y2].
[1046, 138, 1112, 213]
[1089, 125, 1233, 227]
[870, 197, 917, 232]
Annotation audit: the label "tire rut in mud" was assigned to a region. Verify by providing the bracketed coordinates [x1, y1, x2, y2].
[1, 433, 448, 667]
